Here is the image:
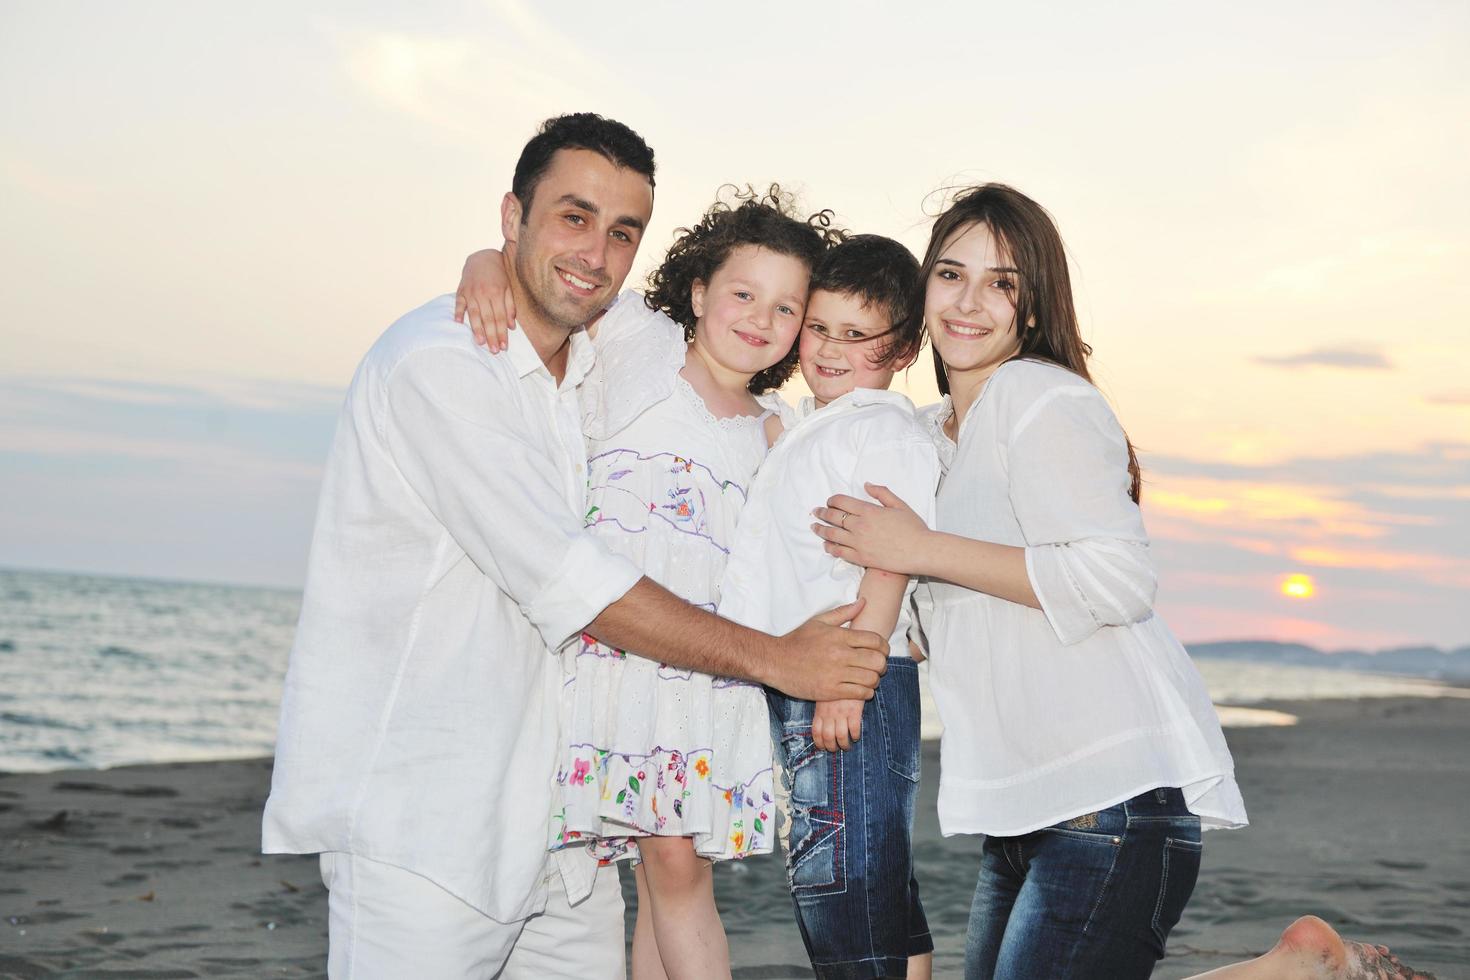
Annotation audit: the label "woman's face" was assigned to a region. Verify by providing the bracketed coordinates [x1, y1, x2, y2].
[925, 222, 1023, 384]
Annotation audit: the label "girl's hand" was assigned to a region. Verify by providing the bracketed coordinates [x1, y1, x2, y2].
[812, 699, 864, 752]
[812, 483, 932, 576]
[453, 249, 517, 353]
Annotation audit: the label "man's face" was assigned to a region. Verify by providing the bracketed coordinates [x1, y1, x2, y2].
[501, 148, 655, 332]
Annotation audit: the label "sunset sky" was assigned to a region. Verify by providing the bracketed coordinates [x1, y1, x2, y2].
[3, 1, 1466, 649]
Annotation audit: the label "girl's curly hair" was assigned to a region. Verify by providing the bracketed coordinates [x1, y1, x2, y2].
[643, 184, 845, 393]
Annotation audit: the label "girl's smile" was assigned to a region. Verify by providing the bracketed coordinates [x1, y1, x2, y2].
[688, 244, 808, 383]
[925, 222, 1022, 390]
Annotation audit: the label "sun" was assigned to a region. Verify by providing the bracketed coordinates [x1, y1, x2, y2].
[1280, 573, 1316, 599]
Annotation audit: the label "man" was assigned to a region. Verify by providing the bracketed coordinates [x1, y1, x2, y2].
[262, 113, 887, 978]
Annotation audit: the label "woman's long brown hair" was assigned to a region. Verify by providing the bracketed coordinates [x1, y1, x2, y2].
[916, 184, 1142, 502]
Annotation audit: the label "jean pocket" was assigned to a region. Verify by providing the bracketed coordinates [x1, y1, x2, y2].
[1151, 835, 1203, 947]
[1034, 823, 1125, 935]
[877, 660, 921, 783]
[780, 728, 846, 895]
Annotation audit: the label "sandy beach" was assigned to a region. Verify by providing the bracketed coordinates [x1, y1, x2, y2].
[3, 696, 1466, 978]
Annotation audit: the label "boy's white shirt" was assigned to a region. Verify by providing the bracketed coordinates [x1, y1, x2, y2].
[718, 388, 941, 658]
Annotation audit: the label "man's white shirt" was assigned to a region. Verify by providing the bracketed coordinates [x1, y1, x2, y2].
[262, 296, 642, 922]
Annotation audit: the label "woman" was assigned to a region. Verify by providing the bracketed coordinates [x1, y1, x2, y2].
[813, 183, 1248, 979]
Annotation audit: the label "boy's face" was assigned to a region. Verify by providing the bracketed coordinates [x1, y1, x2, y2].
[798, 289, 905, 408]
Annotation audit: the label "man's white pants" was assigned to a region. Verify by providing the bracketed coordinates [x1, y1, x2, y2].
[319, 852, 625, 979]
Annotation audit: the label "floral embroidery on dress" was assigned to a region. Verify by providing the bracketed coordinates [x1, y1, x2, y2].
[549, 348, 779, 864]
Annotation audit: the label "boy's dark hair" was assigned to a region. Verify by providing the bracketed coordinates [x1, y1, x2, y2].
[511, 113, 656, 213]
[809, 234, 922, 367]
[644, 184, 844, 394]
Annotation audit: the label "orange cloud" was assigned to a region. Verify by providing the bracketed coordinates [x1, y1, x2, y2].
[1145, 477, 1424, 541]
[1287, 545, 1470, 588]
[1144, 473, 1468, 591]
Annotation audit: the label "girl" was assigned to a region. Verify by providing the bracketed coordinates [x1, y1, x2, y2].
[459, 186, 841, 980]
[812, 183, 1249, 980]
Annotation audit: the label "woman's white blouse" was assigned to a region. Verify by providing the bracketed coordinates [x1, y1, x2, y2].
[919, 359, 1247, 837]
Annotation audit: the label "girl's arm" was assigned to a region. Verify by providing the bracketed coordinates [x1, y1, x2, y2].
[815, 384, 1155, 644]
[813, 486, 1040, 608]
[812, 567, 909, 753]
[454, 249, 517, 351]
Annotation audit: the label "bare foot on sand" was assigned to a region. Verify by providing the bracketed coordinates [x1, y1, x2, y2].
[1189, 915, 1437, 979]
[1279, 915, 1437, 980]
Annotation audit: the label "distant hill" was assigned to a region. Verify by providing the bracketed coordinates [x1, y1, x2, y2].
[1187, 641, 1470, 683]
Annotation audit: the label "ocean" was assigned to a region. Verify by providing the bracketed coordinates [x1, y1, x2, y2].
[0, 566, 1461, 774]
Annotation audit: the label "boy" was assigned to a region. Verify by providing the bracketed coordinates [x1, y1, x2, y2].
[718, 235, 939, 980]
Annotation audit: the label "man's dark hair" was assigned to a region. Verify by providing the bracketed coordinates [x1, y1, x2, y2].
[511, 113, 656, 214]
[810, 234, 921, 367]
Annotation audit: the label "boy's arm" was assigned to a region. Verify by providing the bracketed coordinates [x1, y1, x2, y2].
[812, 566, 909, 751]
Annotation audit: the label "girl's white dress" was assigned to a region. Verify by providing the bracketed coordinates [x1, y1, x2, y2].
[550, 292, 783, 863]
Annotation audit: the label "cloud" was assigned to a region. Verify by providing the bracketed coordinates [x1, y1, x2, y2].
[0, 374, 341, 467]
[1427, 391, 1470, 407]
[324, 6, 629, 145]
[1142, 440, 1470, 646]
[1251, 346, 1392, 370]
[0, 375, 341, 588]
[0, 152, 99, 205]
[1148, 442, 1470, 491]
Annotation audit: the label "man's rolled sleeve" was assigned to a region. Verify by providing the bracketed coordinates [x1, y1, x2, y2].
[527, 535, 642, 651]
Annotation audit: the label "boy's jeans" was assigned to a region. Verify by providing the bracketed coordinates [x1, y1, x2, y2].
[964, 786, 1203, 980]
[768, 657, 932, 980]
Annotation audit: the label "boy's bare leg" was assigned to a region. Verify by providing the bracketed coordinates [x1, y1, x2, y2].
[1183, 915, 1437, 980]
[637, 835, 731, 980]
[630, 862, 669, 980]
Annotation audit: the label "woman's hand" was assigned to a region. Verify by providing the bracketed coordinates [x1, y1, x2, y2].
[812, 483, 933, 576]
[453, 249, 517, 352]
[812, 699, 864, 752]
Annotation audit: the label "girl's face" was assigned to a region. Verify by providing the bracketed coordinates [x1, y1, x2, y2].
[689, 245, 808, 379]
[925, 222, 1023, 384]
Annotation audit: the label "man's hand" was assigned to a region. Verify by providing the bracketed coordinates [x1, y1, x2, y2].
[813, 699, 865, 752]
[766, 599, 887, 701]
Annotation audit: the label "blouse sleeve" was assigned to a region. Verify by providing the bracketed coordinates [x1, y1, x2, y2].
[1004, 382, 1157, 645]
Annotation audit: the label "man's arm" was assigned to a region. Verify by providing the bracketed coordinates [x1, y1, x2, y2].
[589, 579, 887, 703]
[384, 343, 885, 701]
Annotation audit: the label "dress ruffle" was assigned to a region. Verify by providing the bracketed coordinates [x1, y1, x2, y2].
[551, 633, 776, 862]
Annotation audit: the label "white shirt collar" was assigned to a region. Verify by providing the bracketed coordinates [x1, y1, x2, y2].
[795, 387, 916, 425]
[505, 324, 596, 388]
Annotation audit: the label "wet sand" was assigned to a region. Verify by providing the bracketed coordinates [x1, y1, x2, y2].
[2, 696, 1466, 978]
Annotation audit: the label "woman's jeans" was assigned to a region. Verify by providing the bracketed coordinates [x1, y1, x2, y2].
[769, 657, 932, 979]
[964, 786, 1202, 980]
